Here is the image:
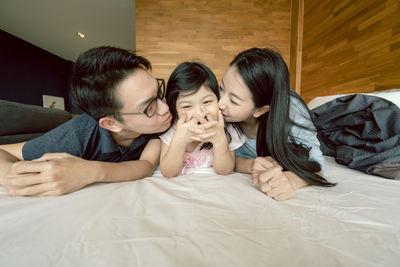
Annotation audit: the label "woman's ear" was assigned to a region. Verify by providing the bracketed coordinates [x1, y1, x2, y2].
[253, 105, 270, 118]
[99, 117, 122, 133]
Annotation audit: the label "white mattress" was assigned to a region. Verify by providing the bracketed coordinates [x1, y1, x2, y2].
[1, 156, 399, 267]
[2, 90, 400, 266]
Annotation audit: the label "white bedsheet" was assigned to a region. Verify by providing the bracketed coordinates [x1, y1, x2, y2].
[1, 157, 399, 267]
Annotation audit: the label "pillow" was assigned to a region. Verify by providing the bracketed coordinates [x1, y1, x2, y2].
[307, 89, 400, 110]
[0, 99, 72, 136]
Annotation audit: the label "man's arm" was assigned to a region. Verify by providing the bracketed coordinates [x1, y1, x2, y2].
[2, 139, 162, 196]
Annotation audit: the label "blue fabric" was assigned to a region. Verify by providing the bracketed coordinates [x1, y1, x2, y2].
[235, 96, 325, 174]
[23, 113, 158, 162]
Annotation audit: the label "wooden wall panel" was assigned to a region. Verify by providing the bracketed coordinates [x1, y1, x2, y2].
[289, 0, 304, 94]
[136, 0, 291, 82]
[301, 0, 400, 102]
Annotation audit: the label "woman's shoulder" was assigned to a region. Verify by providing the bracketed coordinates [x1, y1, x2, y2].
[289, 93, 312, 121]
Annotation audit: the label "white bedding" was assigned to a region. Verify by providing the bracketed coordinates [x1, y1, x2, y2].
[1, 157, 399, 267]
[1, 90, 400, 267]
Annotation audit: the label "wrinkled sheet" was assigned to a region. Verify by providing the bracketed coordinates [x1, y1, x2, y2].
[1, 157, 399, 267]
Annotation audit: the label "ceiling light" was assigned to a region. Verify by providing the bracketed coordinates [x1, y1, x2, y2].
[76, 32, 85, 38]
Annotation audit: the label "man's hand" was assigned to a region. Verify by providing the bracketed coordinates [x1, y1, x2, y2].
[3, 153, 94, 196]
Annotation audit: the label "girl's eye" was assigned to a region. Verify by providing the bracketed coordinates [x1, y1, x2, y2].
[182, 105, 191, 109]
[204, 100, 213, 104]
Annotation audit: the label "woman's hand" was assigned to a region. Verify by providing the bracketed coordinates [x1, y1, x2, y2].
[257, 168, 297, 201]
[251, 156, 302, 201]
[251, 156, 282, 185]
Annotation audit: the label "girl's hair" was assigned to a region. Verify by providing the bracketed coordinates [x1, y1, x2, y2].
[231, 47, 334, 187]
[166, 61, 232, 150]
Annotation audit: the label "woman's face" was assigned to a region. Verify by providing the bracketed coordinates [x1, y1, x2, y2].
[176, 85, 219, 121]
[218, 65, 256, 123]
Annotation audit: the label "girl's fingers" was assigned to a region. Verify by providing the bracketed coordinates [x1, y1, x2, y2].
[190, 132, 216, 141]
[189, 121, 218, 133]
[194, 114, 208, 125]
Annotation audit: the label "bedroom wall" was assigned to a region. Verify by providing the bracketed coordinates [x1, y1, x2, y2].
[135, 0, 291, 82]
[0, 29, 73, 111]
[300, 0, 400, 103]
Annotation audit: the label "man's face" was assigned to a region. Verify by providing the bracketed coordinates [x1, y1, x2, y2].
[114, 68, 172, 135]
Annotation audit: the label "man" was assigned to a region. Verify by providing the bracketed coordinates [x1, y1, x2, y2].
[0, 46, 172, 196]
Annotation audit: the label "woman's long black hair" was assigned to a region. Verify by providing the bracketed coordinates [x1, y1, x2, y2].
[231, 48, 334, 186]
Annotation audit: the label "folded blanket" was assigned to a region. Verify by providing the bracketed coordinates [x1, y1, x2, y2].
[311, 94, 400, 179]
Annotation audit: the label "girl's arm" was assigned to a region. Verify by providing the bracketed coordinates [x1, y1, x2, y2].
[160, 114, 197, 178]
[212, 135, 235, 175]
[159, 136, 186, 178]
[189, 111, 234, 175]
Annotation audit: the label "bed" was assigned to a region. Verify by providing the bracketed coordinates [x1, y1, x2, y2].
[1, 91, 400, 267]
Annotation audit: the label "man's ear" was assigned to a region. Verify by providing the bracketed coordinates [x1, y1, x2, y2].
[99, 117, 122, 133]
[253, 105, 270, 118]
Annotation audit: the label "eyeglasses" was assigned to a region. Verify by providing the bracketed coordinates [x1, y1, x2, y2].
[119, 78, 166, 118]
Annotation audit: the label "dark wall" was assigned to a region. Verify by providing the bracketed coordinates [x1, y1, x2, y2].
[0, 29, 73, 111]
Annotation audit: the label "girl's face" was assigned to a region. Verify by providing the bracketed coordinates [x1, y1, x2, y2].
[176, 85, 219, 121]
[218, 65, 257, 123]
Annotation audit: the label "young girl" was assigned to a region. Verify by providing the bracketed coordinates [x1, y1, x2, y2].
[159, 62, 244, 178]
[218, 47, 335, 200]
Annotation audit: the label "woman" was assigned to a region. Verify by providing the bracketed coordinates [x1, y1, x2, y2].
[218, 47, 335, 200]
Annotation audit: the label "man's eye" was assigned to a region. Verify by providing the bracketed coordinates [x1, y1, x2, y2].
[147, 101, 157, 113]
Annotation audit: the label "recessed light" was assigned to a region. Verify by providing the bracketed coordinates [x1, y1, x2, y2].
[76, 32, 85, 38]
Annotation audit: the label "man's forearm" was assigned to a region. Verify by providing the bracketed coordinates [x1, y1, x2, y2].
[93, 160, 156, 183]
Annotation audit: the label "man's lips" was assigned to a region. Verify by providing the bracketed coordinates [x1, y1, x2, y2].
[165, 114, 173, 122]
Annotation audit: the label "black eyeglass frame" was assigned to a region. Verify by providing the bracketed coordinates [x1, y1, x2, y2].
[118, 78, 166, 118]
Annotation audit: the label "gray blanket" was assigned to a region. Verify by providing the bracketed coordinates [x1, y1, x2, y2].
[311, 94, 400, 179]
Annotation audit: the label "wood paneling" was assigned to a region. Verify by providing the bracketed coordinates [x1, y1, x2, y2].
[289, 0, 304, 94]
[136, 0, 291, 82]
[301, 0, 400, 102]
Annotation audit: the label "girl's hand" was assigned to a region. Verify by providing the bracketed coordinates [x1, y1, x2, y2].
[174, 111, 202, 146]
[188, 108, 219, 143]
[197, 110, 226, 145]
